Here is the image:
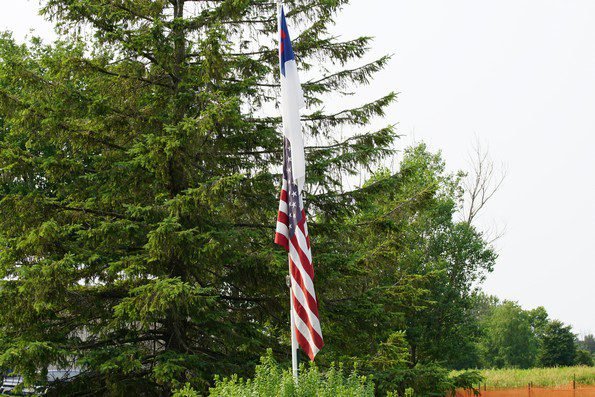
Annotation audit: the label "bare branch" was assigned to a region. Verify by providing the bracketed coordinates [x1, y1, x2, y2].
[463, 138, 506, 226]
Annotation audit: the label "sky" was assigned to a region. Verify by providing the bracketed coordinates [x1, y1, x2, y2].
[0, 1, 593, 334]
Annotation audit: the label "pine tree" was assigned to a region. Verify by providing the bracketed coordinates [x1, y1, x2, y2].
[0, 0, 396, 394]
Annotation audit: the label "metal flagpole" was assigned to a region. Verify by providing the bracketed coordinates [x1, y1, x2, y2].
[287, 264, 299, 381]
[278, 0, 299, 382]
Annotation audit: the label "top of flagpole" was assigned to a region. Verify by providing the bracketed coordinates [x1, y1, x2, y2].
[277, 1, 282, 75]
[276, 0, 282, 93]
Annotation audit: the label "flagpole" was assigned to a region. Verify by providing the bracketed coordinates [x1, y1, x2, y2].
[278, 0, 299, 382]
[288, 261, 299, 381]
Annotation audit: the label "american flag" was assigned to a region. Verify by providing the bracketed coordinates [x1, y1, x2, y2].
[275, 138, 324, 360]
[274, 6, 323, 361]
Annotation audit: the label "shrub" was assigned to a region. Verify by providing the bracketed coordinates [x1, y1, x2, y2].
[373, 361, 482, 396]
[173, 383, 201, 397]
[205, 351, 374, 397]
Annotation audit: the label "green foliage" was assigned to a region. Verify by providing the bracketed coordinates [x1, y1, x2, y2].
[173, 383, 201, 397]
[207, 352, 374, 397]
[578, 334, 595, 354]
[0, 0, 500, 394]
[367, 332, 411, 395]
[318, 144, 496, 372]
[0, 0, 398, 394]
[389, 147, 496, 369]
[448, 370, 483, 395]
[371, 332, 412, 371]
[386, 388, 414, 397]
[539, 320, 576, 367]
[528, 306, 549, 339]
[575, 350, 594, 366]
[364, 330, 482, 396]
[381, 364, 482, 397]
[473, 297, 590, 371]
[478, 301, 538, 368]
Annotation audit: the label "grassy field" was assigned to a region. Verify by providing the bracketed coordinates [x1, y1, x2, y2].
[453, 366, 595, 389]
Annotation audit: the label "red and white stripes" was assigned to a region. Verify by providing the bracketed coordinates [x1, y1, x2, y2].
[275, 5, 323, 362]
[275, 178, 323, 360]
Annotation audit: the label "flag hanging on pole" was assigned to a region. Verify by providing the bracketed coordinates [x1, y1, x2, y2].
[278, 5, 306, 192]
[274, 6, 324, 361]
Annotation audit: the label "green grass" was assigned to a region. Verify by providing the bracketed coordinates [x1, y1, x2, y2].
[452, 366, 595, 389]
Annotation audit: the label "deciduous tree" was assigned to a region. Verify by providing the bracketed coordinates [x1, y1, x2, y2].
[539, 320, 576, 367]
[478, 301, 538, 368]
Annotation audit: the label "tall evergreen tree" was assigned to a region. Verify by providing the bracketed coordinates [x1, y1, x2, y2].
[0, 0, 395, 394]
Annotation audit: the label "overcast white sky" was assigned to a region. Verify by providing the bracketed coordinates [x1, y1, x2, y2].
[1, 1, 593, 334]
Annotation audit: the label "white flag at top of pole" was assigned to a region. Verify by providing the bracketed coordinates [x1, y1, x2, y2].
[275, 5, 324, 362]
[278, 5, 306, 191]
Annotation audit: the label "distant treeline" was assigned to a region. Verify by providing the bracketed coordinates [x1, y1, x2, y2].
[470, 294, 594, 369]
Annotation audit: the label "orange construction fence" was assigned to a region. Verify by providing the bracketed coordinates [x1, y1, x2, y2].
[455, 385, 595, 397]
